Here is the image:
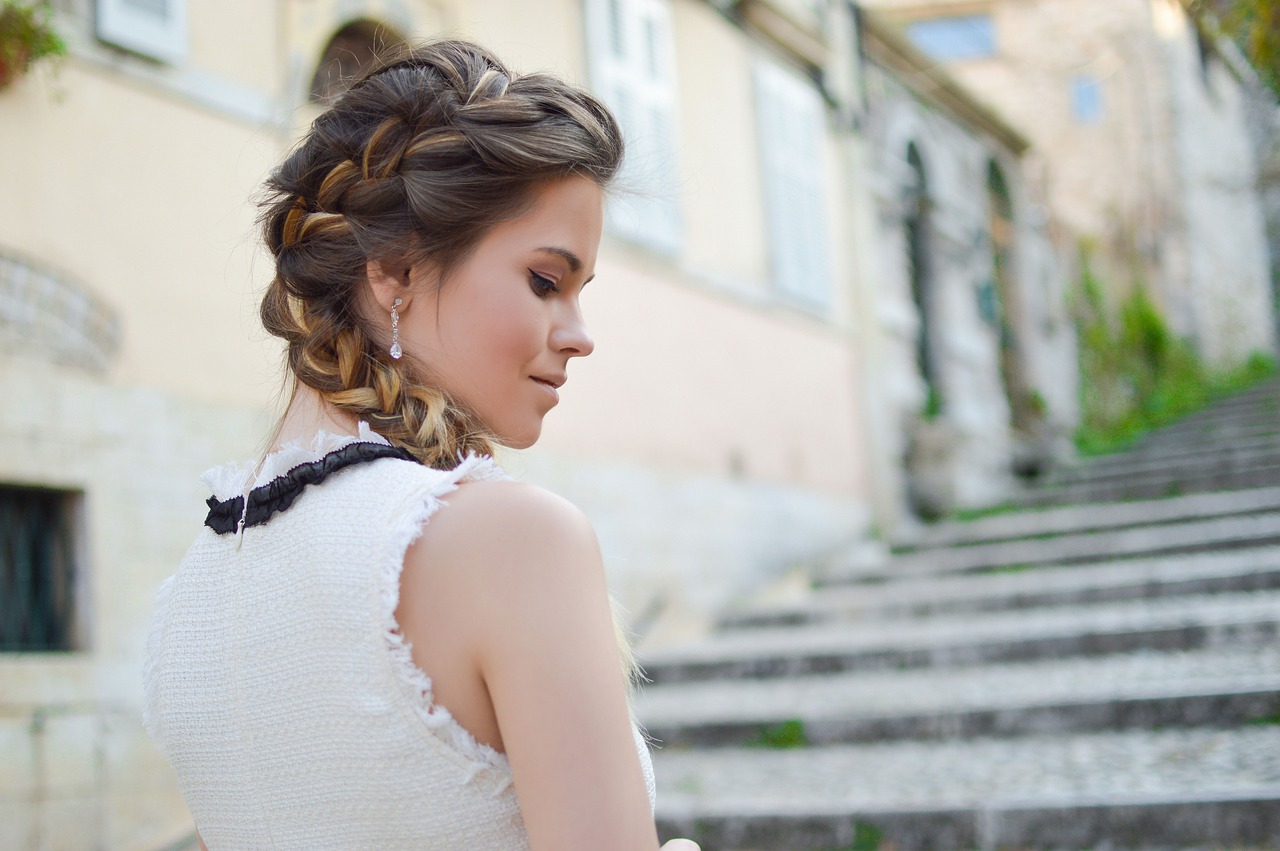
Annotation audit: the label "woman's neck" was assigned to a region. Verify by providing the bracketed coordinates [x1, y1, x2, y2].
[270, 383, 362, 453]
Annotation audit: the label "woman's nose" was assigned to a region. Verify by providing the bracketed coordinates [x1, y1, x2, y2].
[553, 303, 595, 357]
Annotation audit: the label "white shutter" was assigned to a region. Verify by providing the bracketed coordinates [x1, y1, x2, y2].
[754, 59, 832, 309]
[96, 0, 187, 64]
[585, 0, 682, 254]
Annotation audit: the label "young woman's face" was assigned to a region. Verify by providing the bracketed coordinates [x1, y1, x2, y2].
[399, 176, 604, 449]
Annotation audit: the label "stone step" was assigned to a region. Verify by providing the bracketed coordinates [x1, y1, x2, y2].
[725, 547, 1280, 629]
[641, 591, 1280, 684]
[653, 728, 1280, 850]
[638, 646, 1280, 747]
[1161, 377, 1280, 411]
[1136, 397, 1280, 439]
[824, 510, 1280, 582]
[894, 487, 1280, 553]
[1016, 460, 1280, 506]
[1133, 383, 1280, 431]
[1115, 423, 1280, 459]
[1044, 444, 1280, 489]
[1142, 407, 1280, 441]
[1051, 431, 1280, 477]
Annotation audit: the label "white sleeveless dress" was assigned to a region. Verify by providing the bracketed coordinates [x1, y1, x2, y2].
[142, 424, 656, 850]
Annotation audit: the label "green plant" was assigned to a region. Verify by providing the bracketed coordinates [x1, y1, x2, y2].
[0, 1, 65, 88]
[1024, 388, 1049, 420]
[1197, 0, 1280, 98]
[821, 822, 886, 851]
[749, 718, 809, 749]
[851, 822, 885, 851]
[1247, 702, 1280, 725]
[921, 385, 943, 421]
[1072, 251, 1278, 456]
[982, 562, 1038, 575]
[950, 500, 1020, 523]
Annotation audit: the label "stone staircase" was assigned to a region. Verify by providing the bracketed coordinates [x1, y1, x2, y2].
[1016, 378, 1280, 507]
[638, 378, 1280, 850]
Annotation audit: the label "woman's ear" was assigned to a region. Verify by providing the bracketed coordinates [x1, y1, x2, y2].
[365, 260, 412, 313]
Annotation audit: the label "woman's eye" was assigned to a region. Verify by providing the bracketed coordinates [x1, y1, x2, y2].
[528, 270, 560, 297]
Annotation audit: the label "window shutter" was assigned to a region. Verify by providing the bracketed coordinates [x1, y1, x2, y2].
[96, 0, 187, 64]
[585, 0, 682, 254]
[754, 59, 831, 309]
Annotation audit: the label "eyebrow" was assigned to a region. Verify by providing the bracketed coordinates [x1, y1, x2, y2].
[534, 246, 594, 283]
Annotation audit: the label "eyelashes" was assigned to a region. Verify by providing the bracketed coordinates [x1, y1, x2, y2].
[528, 269, 560, 297]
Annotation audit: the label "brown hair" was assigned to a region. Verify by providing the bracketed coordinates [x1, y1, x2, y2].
[259, 39, 624, 468]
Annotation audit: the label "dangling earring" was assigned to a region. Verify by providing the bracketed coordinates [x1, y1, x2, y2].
[389, 297, 403, 360]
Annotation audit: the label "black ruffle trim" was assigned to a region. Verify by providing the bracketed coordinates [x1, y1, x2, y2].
[205, 441, 417, 535]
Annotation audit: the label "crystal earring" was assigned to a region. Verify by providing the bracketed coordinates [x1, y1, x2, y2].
[389, 297, 403, 360]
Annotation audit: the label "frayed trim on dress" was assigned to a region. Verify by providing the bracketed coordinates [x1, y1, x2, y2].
[202, 422, 392, 501]
[382, 453, 514, 790]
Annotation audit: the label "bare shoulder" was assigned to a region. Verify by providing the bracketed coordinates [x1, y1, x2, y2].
[432, 479, 593, 536]
[406, 480, 604, 599]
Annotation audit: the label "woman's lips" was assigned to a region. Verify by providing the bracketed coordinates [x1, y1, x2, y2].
[531, 376, 560, 402]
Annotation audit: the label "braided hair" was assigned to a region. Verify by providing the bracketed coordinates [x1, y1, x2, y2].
[259, 40, 624, 468]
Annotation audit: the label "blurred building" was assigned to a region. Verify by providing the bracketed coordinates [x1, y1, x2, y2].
[848, 9, 1076, 520]
[1, 0, 1079, 847]
[861, 0, 1279, 367]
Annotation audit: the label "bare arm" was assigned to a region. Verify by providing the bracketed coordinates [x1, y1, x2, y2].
[404, 481, 660, 851]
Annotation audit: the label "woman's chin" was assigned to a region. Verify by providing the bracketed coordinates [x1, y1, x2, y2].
[496, 424, 542, 451]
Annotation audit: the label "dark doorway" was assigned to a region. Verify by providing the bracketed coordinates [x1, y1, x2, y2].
[905, 143, 941, 416]
[987, 160, 1035, 434]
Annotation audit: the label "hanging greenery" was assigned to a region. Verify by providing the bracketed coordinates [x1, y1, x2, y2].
[0, 0, 65, 90]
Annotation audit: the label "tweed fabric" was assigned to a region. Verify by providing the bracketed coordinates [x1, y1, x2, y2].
[143, 427, 655, 849]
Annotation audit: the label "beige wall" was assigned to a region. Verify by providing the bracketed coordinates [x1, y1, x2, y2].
[0, 61, 282, 407]
[537, 253, 865, 493]
[671, 0, 772, 293]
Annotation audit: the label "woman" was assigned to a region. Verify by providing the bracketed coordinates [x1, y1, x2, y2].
[143, 39, 698, 851]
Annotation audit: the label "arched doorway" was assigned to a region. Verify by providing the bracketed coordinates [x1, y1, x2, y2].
[309, 19, 409, 106]
[986, 160, 1035, 435]
[902, 142, 956, 520]
[905, 143, 940, 416]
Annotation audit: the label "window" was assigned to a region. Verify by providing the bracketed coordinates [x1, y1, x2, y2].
[1071, 74, 1104, 123]
[96, 0, 187, 63]
[906, 14, 995, 62]
[584, 0, 682, 254]
[754, 60, 832, 309]
[1, 486, 81, 652]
